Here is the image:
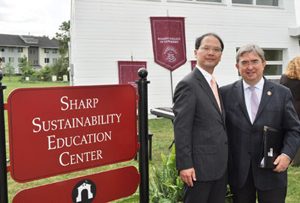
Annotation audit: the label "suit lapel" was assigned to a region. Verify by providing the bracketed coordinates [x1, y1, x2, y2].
[193, 68, 222, 114]
[234, 80, 252, 123]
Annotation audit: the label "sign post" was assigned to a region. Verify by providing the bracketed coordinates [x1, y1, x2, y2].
[0, 72, 8, 203]
[137, 68, 150, 203]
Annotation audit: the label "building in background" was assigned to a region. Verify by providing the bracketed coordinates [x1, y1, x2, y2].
[70, 0, 300, 111]
[0, 34, 59, 74]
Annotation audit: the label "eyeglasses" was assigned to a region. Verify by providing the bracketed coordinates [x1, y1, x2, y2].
[239, 59, 261, 66]
[199, 46, 222, 54]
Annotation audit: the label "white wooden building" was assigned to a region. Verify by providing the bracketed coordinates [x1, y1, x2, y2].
[70, 0, 300, 112]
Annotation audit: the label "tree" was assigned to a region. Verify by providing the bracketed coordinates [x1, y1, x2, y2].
[54, 21, 70, 79]
[19, 56, 35, 81]
[51, 58, 69, 79]
[3, 62, 15, 81]
[55, 20, 70, 57]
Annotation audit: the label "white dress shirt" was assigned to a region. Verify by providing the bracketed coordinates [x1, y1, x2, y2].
[196, 65, 216, 90]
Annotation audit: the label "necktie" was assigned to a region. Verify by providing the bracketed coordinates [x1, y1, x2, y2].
[210, 76, 221, 111]
[249, 86, 259, 123]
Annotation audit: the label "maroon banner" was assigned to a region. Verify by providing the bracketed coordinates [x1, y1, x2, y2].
[13, 166, 139, 203]
[7, 85, 138, 182]
[191, 60, 197, 70]
[118, 61, 147, 88]
[150, 17, 187, 71]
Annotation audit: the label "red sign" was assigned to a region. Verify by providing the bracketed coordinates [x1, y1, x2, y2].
[7, 85, 138, 182]
[13, 166, 139, 203]
[118, 61, 147, 88]
[150, 17, 187, 71]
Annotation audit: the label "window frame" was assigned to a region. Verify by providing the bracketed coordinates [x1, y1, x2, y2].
[263, 48, 283, 77]
[232, 0, 280, 7]
[167, 0, 223, 3]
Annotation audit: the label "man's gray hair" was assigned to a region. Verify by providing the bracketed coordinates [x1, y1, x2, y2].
[236, 44, 265, 63]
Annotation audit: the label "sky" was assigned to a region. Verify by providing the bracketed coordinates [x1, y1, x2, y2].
[0, 0, 299, 39]
[0, 0, 70, 38]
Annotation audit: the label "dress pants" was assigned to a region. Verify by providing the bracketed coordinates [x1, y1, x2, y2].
[231, 168, 286, 203]
[183, 171, 227, 203]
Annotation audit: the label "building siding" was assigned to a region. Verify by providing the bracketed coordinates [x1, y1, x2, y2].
[70, 0, 300, 111]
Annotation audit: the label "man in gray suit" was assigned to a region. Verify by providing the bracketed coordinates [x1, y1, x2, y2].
[173, 33, 228, 203]
[220, 44, 300, 203]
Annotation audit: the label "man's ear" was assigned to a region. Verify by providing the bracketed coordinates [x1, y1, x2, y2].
[262, 60, 267, 69]
[235, 63, 239, 70]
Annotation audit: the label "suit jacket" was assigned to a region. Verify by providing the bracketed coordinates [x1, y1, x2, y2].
[220, 78, 300, 190]
[173, 68, 228, 181]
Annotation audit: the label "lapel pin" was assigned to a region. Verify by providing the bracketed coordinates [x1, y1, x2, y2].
[267, 91, 272, 96]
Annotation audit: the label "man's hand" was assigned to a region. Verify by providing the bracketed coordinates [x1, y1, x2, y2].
[273, 154, 291, 173]
[180, 168, 197, 187]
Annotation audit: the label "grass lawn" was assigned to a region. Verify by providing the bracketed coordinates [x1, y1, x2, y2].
[2, 76, 300, 202]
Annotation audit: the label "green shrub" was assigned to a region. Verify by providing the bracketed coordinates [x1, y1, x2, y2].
[34, 66, 52, 81]
[150, 146, 233, 203]
[51, 58, 68, 79]
[19, 57, 35, 81]
[150, 146, 184, 203]
[3, 62, 15, 80]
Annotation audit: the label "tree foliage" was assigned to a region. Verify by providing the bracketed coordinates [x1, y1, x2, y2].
[4, 62, 15, 81]
[19, 56, 35, 80]
[53, 20, 70, 79]
[55, 20, 70, 57]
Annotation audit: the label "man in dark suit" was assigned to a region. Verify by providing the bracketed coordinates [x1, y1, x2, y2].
[220, 44, 300, 203]
[173, 33, 228, 203]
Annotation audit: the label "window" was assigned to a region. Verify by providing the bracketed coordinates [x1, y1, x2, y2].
[8, 48, 14, 53]
[196, 0, 221, 2]
[1, 57, 5, 63]
[29, 49, 36, 54]
[9, 57, 14, 63]
[256, 0, 278, 6]
[44, 58, 50, 63]
[232, 0, 252, 4]
[52, 58, 58, 64]
[263, 49, 283, 76]
[172, 0, 222, 2]
[18, 48, 23, 53]
[52, 49, 58, 54]
[232, 0, 278, 6]
[0, 48, 4, 52]
[44, 49, 49, 53]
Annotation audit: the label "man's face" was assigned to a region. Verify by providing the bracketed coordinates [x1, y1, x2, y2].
[194, 36, 222, 73]
[236, 51, 266, 86]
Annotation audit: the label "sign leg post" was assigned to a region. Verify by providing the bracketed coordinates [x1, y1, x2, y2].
[137, 68, 149, 203]
[0, 72, 8, 203]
